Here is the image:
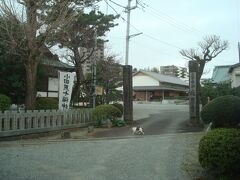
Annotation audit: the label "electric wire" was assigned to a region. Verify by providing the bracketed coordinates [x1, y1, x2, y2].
[108, 0, 126, 9]
[138, 0, 204, 36]
[104, 0, 182, 50]
[103, 0, 119, 16]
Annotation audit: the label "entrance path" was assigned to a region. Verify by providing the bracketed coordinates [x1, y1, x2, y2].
[0, 103, 206, 180]
[0, 132, 204, 180]
[93, 103, 203, 138]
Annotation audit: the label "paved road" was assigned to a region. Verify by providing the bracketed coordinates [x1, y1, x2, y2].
[0, 133, 203, 180]
[0, 103, 205, 180]
[94, 103, 202, 138]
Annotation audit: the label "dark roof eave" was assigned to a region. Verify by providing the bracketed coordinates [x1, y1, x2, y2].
[40, 59, 74, 70]
[228, 63, 240, 73]
[133, 86, 188, 92]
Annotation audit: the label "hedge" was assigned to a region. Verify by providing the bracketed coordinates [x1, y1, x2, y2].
[112, 103, 123, 114]
[92, 104, 122, 126]
[199, 128, 240, 176]
[36, 97, 58, 110]
[201, 95, 240, 128]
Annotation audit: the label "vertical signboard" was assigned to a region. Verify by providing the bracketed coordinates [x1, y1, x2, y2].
[58, 71, 75, 110]
[189, 72, 197, 117]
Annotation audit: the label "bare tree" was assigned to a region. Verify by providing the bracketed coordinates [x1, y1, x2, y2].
[180, 35, 228, 124]
[96, 54, 123, 104]
[180, 35, 228, 85]
[0, 0, 95, 109]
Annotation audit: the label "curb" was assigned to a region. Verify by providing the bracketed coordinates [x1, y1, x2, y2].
[0, 132, 204, 146]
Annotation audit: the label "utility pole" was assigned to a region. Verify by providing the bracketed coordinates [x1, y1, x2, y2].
[238, 42, 240, 63]
[125, 0, 140, 65]
[125, 0, 131, 65]
[123, 0, 140, 123]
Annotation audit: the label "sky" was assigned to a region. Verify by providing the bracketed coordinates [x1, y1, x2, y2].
[97, 0, 240, 78]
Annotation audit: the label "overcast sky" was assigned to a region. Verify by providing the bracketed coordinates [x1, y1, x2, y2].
[98, 0, 240, 78]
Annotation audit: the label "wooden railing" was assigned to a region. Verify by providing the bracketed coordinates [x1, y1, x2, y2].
[0, 109, 93, 137]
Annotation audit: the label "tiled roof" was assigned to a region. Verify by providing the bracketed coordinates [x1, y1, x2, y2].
[135, 70, 188, 86]
[211, 65, 231, 83]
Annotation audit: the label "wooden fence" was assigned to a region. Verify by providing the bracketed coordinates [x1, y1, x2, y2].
[0, 109, 93, 137]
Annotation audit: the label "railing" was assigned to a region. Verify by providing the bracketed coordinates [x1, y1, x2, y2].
[0, 109, 93, 137]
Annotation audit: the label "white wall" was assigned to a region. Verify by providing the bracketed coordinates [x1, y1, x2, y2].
[37, 78, 59, 98]
[37, 92, 47, 97]
[231, 66, 240, 88]
[48, 77, 59, 91]
[36, 91, 58, 98]
[133, 75, 159, 86]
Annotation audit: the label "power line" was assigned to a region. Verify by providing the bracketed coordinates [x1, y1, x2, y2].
[131, 39, 181, 58]
[108, 0, 126, 9]
[121, 18, 181, 50]
[144, 10, 200, 35]
[139, 0, 205, 36]
[108, 36, 180, 59]
[103, 0, 120, 15]
[104, 0, 182, 50]
[142, 34, 181, 50]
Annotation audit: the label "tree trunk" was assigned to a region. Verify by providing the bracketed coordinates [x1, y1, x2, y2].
[197, 61, 206, 104]
[71, 48, 86, 102]
[25, 60, 38, 110]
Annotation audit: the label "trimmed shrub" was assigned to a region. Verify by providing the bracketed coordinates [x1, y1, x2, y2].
[92, 104, 122, 126]
[199, 128, 240, 176]
[0, 94, 11, 111]
[112, 119, 126, 127]
[36, 97, 58, 110]
[201, 95, 240, 128]
[112, 103, 123, 114]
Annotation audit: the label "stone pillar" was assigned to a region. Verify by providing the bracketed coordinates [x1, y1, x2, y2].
[123, 65, 133, 123]
[188, 61, 200, 125]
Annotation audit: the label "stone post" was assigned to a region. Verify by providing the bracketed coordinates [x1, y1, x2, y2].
[123, 65, 133, 123]
[188, 61, 200, 125]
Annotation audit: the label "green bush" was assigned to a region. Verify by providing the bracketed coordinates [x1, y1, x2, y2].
[112, 103, 123, 114]
[36, 97, 58, 110]
[112, 119, 126, 127]
[199, 128, 240, 176]
[92, 104, 122, 125]
[201, 95, 240, 128]
[0, 94, 11, 111]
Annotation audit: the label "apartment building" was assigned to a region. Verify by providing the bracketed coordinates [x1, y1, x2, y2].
[79, 41, 104, 75]
[160, 65, 188, 81]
